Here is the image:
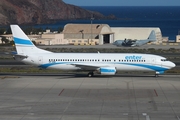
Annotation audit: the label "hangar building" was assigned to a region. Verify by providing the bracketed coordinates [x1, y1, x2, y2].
[63, 24, 114, 45]
[63, 24, 162, 45]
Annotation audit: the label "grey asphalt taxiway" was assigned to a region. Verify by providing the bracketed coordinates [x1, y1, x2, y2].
[0, 74, 180, 120]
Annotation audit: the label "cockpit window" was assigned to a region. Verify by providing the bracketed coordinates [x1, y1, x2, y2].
[161, 59, 167, 61]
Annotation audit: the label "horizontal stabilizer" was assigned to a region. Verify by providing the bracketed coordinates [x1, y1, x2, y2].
[14, 54, 28, 58]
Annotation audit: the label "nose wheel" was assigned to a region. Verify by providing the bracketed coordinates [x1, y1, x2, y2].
[155, 74, 159, 77]
[155, 71, 162, 77]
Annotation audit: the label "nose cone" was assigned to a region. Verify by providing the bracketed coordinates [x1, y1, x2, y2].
[170, 62, 176, 68]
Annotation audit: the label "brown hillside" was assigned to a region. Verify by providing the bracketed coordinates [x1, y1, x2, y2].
[0, 0, 106, 25]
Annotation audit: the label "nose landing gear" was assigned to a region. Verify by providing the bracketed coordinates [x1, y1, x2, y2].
[155, 74, 159, 77]
[155, 71, 164, 77]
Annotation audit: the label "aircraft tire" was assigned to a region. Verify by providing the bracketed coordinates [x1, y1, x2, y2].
[88, 72, 94, 77]
[155, 74, 159, 77]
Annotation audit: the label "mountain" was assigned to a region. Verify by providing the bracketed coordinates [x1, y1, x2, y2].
[0, 0, 108, 25]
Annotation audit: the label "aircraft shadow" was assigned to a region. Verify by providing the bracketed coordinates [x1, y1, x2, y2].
[0, 73, 163, 79]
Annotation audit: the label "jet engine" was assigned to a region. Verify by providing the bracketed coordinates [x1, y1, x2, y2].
[98, 67, 116, 75]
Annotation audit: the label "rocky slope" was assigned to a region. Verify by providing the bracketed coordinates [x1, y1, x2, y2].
[0, 0, 108, 25]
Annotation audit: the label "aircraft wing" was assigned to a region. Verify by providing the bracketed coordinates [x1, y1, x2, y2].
[134, 40, 149, 46]
[71, 63, 106, 71]
[113, 40, 124, 46]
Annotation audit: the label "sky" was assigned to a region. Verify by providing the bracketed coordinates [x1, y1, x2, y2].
[63, 0, 180, 6]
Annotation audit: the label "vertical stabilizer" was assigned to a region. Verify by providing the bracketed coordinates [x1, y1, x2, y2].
[10, 25, 51, 55]
[148, 30, 156, 42]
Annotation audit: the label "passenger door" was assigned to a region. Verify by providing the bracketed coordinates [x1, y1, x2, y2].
[151, 57, 156, 65]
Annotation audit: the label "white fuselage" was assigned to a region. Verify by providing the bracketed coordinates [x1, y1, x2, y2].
[10, 25, 176, 76]
[15, 53, 175, 73]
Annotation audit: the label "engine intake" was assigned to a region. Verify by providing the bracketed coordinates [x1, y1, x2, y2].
[99, 67, 116, 75]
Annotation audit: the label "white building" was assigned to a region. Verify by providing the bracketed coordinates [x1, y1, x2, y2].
[40, 33, 67, 45]
[176, 35, 180, 43]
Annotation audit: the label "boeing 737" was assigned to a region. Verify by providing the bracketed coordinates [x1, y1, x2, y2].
[10, 25, 175, 77]
[113, 30, 156, 47]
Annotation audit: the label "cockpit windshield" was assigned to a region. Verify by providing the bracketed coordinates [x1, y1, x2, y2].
[161, 59, 167, 61]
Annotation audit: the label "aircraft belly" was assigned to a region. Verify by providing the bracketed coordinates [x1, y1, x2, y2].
[39, 62, 164, 73]
[116, 64, 156, 71]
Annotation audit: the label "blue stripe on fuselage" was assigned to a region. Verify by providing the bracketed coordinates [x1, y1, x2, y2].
[38, 62, 169, 71]
[14, 37, 33, 45]
[39, 62, 68, 69]
[121, 63, 168, 71]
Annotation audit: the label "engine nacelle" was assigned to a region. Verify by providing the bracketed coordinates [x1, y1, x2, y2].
[156, 71, 164, 74]
[98, 67, 116, 75]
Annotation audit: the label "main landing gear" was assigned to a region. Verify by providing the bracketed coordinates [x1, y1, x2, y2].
[87, 72, 94, 77]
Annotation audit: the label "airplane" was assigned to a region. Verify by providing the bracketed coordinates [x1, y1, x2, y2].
[113, 30, 156, 47]
[10, 25, 175, 77]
